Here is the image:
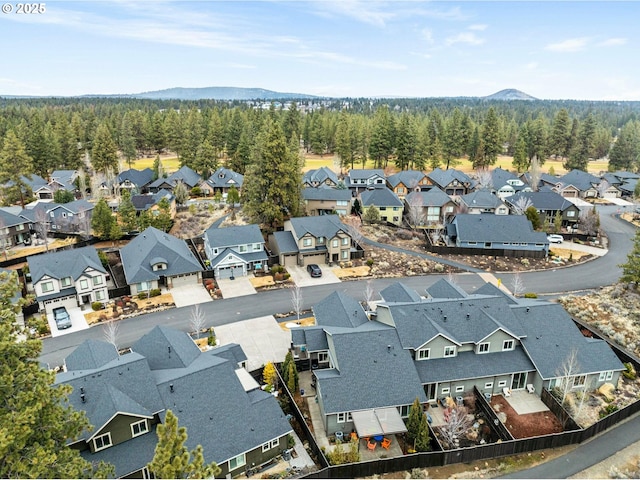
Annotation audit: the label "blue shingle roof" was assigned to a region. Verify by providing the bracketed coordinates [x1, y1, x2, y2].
[451, 214, 548, 244]
[206, 167, 244, 189]
[27, 245, 106, 284]
[386, 170, 427, 188]
[302, 186, 352, 202]
[360, 188, 403, 208]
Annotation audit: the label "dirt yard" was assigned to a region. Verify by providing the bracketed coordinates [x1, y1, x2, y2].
[490, 395, 563, 439]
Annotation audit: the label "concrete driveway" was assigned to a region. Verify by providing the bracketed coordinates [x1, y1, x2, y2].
[49, 306, 89, 338]
[214, 315, 290, 371]
[169, 285, 213, 307]
[217, 276, 257, 298]
[287, 264, 341, 287]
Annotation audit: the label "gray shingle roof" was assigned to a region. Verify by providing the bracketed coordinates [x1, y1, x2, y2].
[206, 167, 244, 189]
[65, 339, 120, 370]
[490, 167, 522, 189]
[313, 291, 369, 328]
[203, 224, 264, 249]
[405, 187, 452, 207]
[302, 186, 352, 202]
[348, 169, 385, 181]
[380, 282, 422, 303]
[559, 169, 599, 192]
[460, 189, 504, 209]
[507, 191, 577, 212]
[120, 227, 203, 284]
[386, 170, 427, 188]
[271, 230, 298, 255]
[27, 245, 106, 284]
[287, 215, 347, 241]
[118, 168, 154, 188]
[132, 325, 201, 370]
[0, 208, 29, 228]
[150, 166, 202, 189]
[303, 167, 339, 186]
[515, 304, 625, 379]
[451, 214, 549, 244]
[425, 278, 468, 299]
[360, 188, 403, 208]
[291, 326, 330, 351]
[475, 282, 517, 304]
[427, 168, 472, 188]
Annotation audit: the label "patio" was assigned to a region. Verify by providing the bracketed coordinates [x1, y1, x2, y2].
[503, 390, 550, 415]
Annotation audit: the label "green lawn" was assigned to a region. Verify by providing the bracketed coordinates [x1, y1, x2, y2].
[129, 156, 181, 173]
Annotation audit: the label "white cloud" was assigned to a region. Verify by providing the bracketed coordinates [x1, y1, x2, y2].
[469, 24, 488, 31]
[598, 38, 627, 47]
[309, 1, 394, 27]
[524, 62, 539, 70]
[421, 28, 435, 44]
[445, 32, 485, 46]
[545, 37, 589, 52]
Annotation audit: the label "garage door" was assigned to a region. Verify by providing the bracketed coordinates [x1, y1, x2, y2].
[44, 295, 77, 316]
[303, 253, 326, 266]
[171, 273, 198, 288]
[603, 191, 618, 198]
[216, 265, 244, 279]
[283, 255, 298, 267]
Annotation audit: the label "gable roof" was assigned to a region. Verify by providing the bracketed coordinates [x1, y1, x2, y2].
[386, 170, 427, 188]
[348, 169, 385, 180]
[118, 168, 154, 188]
[507, 190, 578, 212]
[150, 166, 202, 189]
[28, 245, 106, 284]
[451, 214, 548, 244]
[203, 224, 264, 249]
[558, 169, 599, 191]
[50, 170, 77, 190]
[313, 291, 369, 328]
[459, 189, 505, 209]
[475, 282, 518, 304]
[380, 282, 422, 303]
[405, 188, 453, 207]
[120, 226, 202, 284]
[302, 186, 352, 202]
[0, 208, 29, 228]
[287, 215, 348, 241]
[271, 230, 298, 255]
[425, 278, 469, 299]
[303, 167, 339, 186]
[427, 168, 472, 188]
[291, 326, 329, 352]
[65, 339, 120, 370]
[133, 325, 202, 370]
[206, 167, 244, 189]
[490, 167, 525, 189]
[49, 199, 94, 214]
[360, 188, 403, 208]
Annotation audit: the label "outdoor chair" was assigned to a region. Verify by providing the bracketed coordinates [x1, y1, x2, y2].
[527, 384, 535, 394]
[367, 439, 376, 451]
[502, 387, 512, 397]
[381, 437, 391, 450]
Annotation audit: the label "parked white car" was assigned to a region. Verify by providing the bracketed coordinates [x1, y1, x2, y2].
[547, 234, 564, 244]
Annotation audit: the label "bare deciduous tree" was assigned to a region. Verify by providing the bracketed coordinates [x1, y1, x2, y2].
[362, 279, 376, 311]
[341, 215, 364, 248]
[429, 226, 444, 246]
[439, 406, 474, 449]
[406, 193, 426, 228]
[290, 284, 303, 321]
[446, 271, 458, 285]
[511, 196, 534, 216]
[33, 207, 49, 252]
[102, 319, 120, 353]
[554, 349, 581, 405]
[0, 218, 9, 261]
[529, 156, 541, 192]
[190, 304, 206, 339]
[510, 272, 525, 297]
[596, 180, 611, 199]
[475, 168, 493, 190]
[579, 208, 600, 236]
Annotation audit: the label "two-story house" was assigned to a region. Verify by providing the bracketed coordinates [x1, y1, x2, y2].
[555, 170, 600, 199]
[427, 168, 474, 198]
[33, 170, 79, 200]
[445, 214, 549, 254]
[206, 167, 244, 198]
[130, 190, 177, 219]
[359, 188, 404, 226]
[120, 226, 203, 295]
[303, 167, 339, 188]
[20, 200, 94, 236]
[404, 188, 457, 227]
[116, 168, 155, 195]
[490, 167, 532, 199]
[27, 246, 109, 315]
[345, 169, 386, 194]
[459, 190, 509, 215]
[149, 166, 209, 195]
[385, 170, 432, 198]
[290, 281, 624, 437]
[203, 224, 268, 279]
[302, 186, 352, 216]
[0, 208, 32, 247]
[268, 215, 356, 267]
[506, 191, 581, 228]
[55, 326, 293, 479]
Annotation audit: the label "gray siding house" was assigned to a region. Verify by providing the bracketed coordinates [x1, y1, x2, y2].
[203, 224, 268, 279]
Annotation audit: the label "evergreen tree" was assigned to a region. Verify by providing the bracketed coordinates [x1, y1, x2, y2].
[57, 119, 82, 170]
[481, 107, 502, 167]
[91, 123, 118, 174]
[193, 140, 218, 178]
[553, 211, 563, 234]
[152, 198, 173, 232]
[152, 154, 164, 181]
[228, 123, 253, 175]
[286, 361, 299, 395]
[180, 108, 203, 169]
[395, 113, 416, 170]
[609, 120, 640, 171]
[565, 113, 596, 171]
[225, 110, 245, 158]
[335, 111, 354, 171]
[282, 351, 293, 386]
[91, 198, 115, 239]
[283, 101, 302, 143]
[109, 220, 123, 241]
[173, 181, 190, 206]
[363, 205, 380, 224]
[22, 111, 51, 177]
[148, 111, 167, 153]
[351, 198, 362, 215]
[406, 398, 423, 447]
[619, 229, 640, 286]
[263, 361, 278, 388]
[206, 110, 225, 160]
[0, 130, 34, 207]
[512, 126, 529, 172]
[369, 105, 394, 168]
[227, 185, 240, 205]
[148, 410, 221, 479]
[414, 411, 431, 452]
[44, 121, 62, 170]
[54, 189, 75, 203]
[525, 205, 541, 230]
[120, 114, 138, 169]
[0, 270, 114, 478]
[118, 189, 138, 233]
[549, 108, 572, 160]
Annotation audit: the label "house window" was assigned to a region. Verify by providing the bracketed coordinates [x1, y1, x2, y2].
[498, 380, 507, 388]
[441, 387, 450, 395]
[96, 290, 105, 301]
[138, 281, 150, 292]
[93, 276, 103, 286]
[254, 243, 261, 251]
[317, 237, 325, 245]
[417, 348, 430, 360]
[485, 382, 493, 389]
[80, 279, 89, 290]
[16, 224, 24, 231]
[303, 238, 312, 247]
[239, 245, 247, 253]
[152, 263, 166, 271]
[337, 412, 352, 423]
[228, 453, 246, 471]
[60, 277, 72, 288]
[455, 386, 464, 393]
[397, 187, 405, 194]
[567, 210, 576, 217]
[318, 352, 328, 363]
[262, 439, 279, 452]
[606, 371, 614, 381]
[62, 212, 67, 218]
[599, 371, 606, 382]
[332, 239, 338, 247]
[478, 342, 490, 354]
[393, 216, 399, 222]
[93, 432, 112, 452]
[444, 346, 456, 357]
[131, 419, 149, 437]
[572, 375, 586, 388]
[50, 211, 55, 218]
[41, 281, 54, 293]
[379, 206, 387, 211]
[341, 237, 349, 245]
[468, 241, 477, 246]
[502, 340, 514, 351]
[398, 405, 411, 418]
[337, 200, 348, 206]
[341, 250, 348, 259]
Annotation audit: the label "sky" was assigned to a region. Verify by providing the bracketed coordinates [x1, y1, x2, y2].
[1, 1, 639, 100]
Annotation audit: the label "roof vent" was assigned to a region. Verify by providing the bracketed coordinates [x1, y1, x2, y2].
[526, 307, 530, 313]
[81, 394, 86, 403]
[80, 387, 85, 394]
[170, 384, 174, 393]
[466, 314, 470, 320]
[443, 315, 447, 322]
[168, 346, 171, 354]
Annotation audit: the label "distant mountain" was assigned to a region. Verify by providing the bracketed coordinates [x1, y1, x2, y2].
[125, 86, 318, 101]
[484, 89, 538, 101]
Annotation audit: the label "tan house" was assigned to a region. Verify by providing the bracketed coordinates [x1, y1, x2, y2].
[302, 186, 352, 216]
[386, 170, 432, 198]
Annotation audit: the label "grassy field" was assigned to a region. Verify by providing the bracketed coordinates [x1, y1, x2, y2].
[302, 153, 609, 176]
[129, 156, 181, 173]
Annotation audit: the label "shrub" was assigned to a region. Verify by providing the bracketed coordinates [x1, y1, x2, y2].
[396, 229, 413, 240]
[434, 263, 444, 272]
[149, 288, 161, 297]
[274, 273, 284, 281]
[366, 258, 374, 267]
[623, 362, 637, 380]
[191, 186, 202, 197]
[91, 301, 104, 311]
[207, 328, 216, 346]
[97, 250, 109, 269]
[599, 403, 619, 418]
[524, 292, 538, 298]
[283, 273, 290, 280]
[138, 291, 149, 299]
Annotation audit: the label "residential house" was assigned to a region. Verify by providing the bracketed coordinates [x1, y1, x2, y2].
[427, 168, 474, 197]
[269, 215, 356, 267]
[1, 173, 48, 203]
[27, 245, 109, 315]
[291, 282, 624, 436]
[386, 170, 431, 198]
[130, 190, 177, 219]
[33, 170, 79, 200]
[459, 190, 509, 215]
[404, 188, 457, 227]
[120, 226, 203, 295]
[203, 224, 268, 279]
[302, 186, 352, 216]
[603, 171, 640, 198]
[345, 169, 386, 194]
[445, 214, 549, 254]
[149, 166, 209, 195]
[490, 168, 532, 199]
[0, 208, 32, 247]
[55, 326, 293, 479]
[303, 167, 339, 188]
[19, 200, 94, 236]
[116, 168, 154, 195]
[359, 188, 404, 226]
[555, 170, 600, 198]
[206, 167, 244, 198]
[506, 191, 581, 228]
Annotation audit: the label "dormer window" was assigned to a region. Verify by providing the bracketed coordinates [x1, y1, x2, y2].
[152, 263, 167, 271]
[444, 346, 456, 357]
[93, 432, 112, 452]
[131, 419, 149, 437]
